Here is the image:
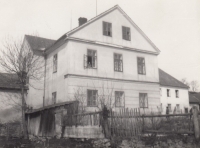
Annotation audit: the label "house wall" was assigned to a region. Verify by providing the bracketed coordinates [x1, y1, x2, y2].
[160, 86, 189, 114]
[44, 40, 160, 109]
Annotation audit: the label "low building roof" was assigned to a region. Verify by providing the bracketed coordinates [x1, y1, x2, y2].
[159, 69, 189, 89]
[189, 92, 200, 104]
[25, 35, 55, 51]
[0, 73, 21, 90]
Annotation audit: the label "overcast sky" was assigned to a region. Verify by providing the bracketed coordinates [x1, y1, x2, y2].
[0, 0, 200, 88]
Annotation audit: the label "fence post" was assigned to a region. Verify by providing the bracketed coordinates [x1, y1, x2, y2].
[193, 106, 199, 140]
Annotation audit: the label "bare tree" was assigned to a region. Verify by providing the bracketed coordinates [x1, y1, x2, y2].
[190, 80, 199, 92]
[0, 36, 44, 138]
[181, 78, 190, 87]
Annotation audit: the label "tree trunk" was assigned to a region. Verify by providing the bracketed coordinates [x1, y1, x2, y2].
[21, 86, 28, 139]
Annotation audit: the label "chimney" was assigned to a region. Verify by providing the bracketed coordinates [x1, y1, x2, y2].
[78, 17, 87, 26]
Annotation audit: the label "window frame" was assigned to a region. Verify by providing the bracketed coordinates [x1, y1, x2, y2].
[114, 53, 123, 72]
[53, 54, 58, 73]
[122, 26, 131, 41]
[84, 49, 97, 69]
[167, 89, 171, 97]
[115, 91, 125, 107]
[103, 21, 112, 37]
[87, 89, 98, 107]
[175, 90, 179, 98]
[52, 92, 57, 104]
[139, 93, 148, 108]
[137, 57, 146, 75]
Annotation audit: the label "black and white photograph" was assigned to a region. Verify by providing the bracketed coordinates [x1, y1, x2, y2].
[0, 0, 200, 147]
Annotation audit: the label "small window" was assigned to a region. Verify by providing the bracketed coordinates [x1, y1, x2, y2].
[122, 26, 131, 41]
[139, 93, 148, 108]
[84, 50, 97, 69]
[185, 108, 188, 113]
[52, 92, 57, 104]
[115, 91, 124, 107]
[114, 53, 123, 72]
[167, 89, 171, 97]
[175, 90, 179, 98]
[87, 90, 98, 107]
[168, 104, 172, 112]
[53, 54, 57, 73]
[137, 57, 146, 75]
[176, 104, 180, 112]
[103, 21, 112, 37]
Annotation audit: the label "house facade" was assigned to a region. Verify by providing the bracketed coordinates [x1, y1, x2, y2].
[159, 69, 190, 114]
[189, 92, 200, 110]
[43, 5, 161, 112]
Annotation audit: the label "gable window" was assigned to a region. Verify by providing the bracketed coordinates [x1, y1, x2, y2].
[87, 90, 98, 107]
[52, 92, 57, 104]
[167, 89, 171, 97]
[137, 57, 146, 75]
[84, 49, 97, 69]
[103, 21, 112, 37]
[53, 54, 57, 73]
[114, 53, 123, 72]
[168, 104, 172, 112]
[115, 91, 124, 107]
[139, 93, 148, 108]
[175, 90, 179, 98]
[122, 26, 131, 41]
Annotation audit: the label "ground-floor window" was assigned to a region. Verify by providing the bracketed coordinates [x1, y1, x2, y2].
[115, 91, 125, 107]
[87, 90, 98, 107]
[139, 93, 148, 108]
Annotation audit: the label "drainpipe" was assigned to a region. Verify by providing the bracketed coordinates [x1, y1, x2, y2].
[43, 53, 47, 107]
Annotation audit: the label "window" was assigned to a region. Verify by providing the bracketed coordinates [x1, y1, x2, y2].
[168, 104, 172, 112]
[175, 90, 179, 98]
[87, 90, 98, 107]
[115, 91, 124, 107]
[167, 89, 171, 97]
[139, 93, 148, 108]
[176, 104, 180, 112]
[122, 26, 131, 41]
[160, 88, 162, 96]
[84, 50, 97, 69]
[185, 108, 188, 113]
[103, 21, 112, 37]
[114, 53, 123, 72]
[52, 92, 57, 104]
[137, 57, 146, 75]
[53, 54, 57, 73]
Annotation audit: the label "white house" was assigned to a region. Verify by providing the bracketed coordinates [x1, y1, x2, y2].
[159, 69, 190, 114]
[42, 5, 161, 112]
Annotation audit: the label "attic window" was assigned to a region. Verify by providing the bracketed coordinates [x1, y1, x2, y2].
[103, 22, 112, 37]
[122, 26, 131, 41]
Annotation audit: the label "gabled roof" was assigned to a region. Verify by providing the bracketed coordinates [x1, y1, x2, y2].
[189, 92, 200, 104]
[0, 73, 21, 89]
[45, 5, 160, 54]
[159, 69, 189, 89]
[25, 35, 55, 51]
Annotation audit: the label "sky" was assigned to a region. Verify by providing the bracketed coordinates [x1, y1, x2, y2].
[0, 0, 200, 88]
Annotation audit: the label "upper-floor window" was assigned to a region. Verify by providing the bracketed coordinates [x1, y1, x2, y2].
[175, 90, 179, 98]
[114, 53, 123, 72]
[103, 21, 112, 37]
[122, 26, 131, 41]
[53, 54, 57, 73]
[115, 91, 124, 107]
[84, 49, 97, 69]
[139, 93, 148, 108]
[137, 57, 146, 75]
[87, 90, 98, 107]
[52, 92, 57, 104]
[167, 89, 171, 97]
